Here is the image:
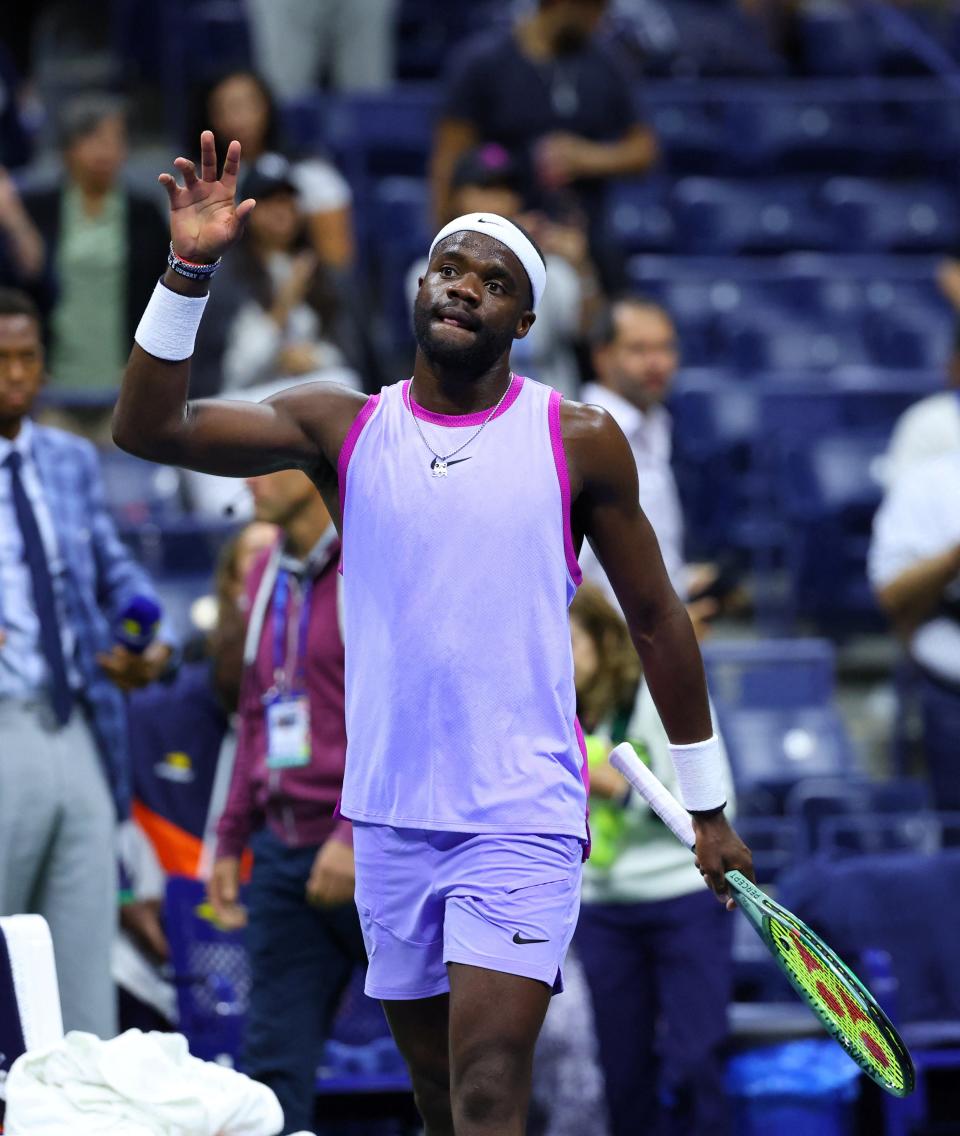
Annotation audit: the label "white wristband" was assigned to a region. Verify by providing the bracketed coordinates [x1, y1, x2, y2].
[668, 733, 726, 813]
[134, 280, 209, 362]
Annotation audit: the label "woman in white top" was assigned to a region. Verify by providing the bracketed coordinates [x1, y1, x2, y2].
[200, 69, 354, 270]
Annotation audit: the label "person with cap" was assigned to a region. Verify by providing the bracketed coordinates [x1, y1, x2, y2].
[190, 152, 364, 399]
[112, 131, 753, 1136]
[23, 93, 167, 425]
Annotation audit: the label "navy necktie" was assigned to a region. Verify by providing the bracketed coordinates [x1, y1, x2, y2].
[5, 451, 72, 724]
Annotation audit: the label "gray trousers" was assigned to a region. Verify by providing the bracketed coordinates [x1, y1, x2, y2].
[0, 700, 117, 1037]
[247, 0, 397, 97]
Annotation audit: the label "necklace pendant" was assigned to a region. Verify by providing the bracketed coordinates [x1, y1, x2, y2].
[431, 457, 448, 478]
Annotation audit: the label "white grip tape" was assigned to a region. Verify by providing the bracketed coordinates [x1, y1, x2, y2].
[609, 743, 696, 849]
[134, 281, 209, 362]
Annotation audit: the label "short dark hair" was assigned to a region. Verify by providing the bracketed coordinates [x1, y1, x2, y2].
[592, 294, 673, 348]
[0, 288, 42, 328]
[56, 92, 126, 150]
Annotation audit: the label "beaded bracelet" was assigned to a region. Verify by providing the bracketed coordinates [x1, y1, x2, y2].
[167, 242, 222, 281]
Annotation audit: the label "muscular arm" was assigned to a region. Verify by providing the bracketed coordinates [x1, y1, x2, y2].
[111, 132, 366, 518]
[565, 401, 754, 898]
[565, 402, 710, 743]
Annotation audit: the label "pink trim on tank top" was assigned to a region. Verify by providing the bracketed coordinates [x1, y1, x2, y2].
[574, 716, 592, 861]
[547, 390, 584, 587]
[402, 373, 525, 426]
[337, 394, 381, 518]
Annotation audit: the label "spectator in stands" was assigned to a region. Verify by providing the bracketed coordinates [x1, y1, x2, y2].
[431, 0, 657, 288]
[192, 154, 363, 398]
[869, 450, 960, 811]
[209, 469, 365, 1135]
[882, 324, 960, 485]
[116, 522, 276, 1033]
[407, 144, 602, 397]
[0, 287, 173, 1038]
[22, 94, 168, 415]
[201, 70, 354, 270]
[572, 582, 735, 1136]
[0, 167, 50, 311]
[246, 0, 397, 98]
[580, 297, 726, 632]
[0, 41, 31, 169]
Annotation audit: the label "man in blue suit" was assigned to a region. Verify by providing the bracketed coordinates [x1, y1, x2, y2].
[0, 287, 172, 1037]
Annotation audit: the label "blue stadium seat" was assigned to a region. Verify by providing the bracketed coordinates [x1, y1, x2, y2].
[720, 311, 869, 374]
[784, 777, 934, 855]
[717, 705, 859, 812]
[123, 519, 237, 580]
[703, 639, 837, 710]
[778, 850, 960, 1136]
[164, 877, 408, 1090]
[325, 86, 440, 187]
[645, 101, 728, 175]
[671, 179, 836, 254]
[862, 304, 953, 371]
[702, 639, 858, 810]
[607, 179, 677, 254]
[771, 428, 889, 628]
[724, 97, 889, 176]
[823, 178, 960, 253]
[795, 7, 881, 76]
[670, 378, 764, 556]
[97, 447, 185, 526]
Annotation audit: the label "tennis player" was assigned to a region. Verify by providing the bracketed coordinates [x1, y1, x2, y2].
[113, 133, 754, 1136]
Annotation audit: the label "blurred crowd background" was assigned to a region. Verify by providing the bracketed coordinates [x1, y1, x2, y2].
[3, 1, 960, 1134]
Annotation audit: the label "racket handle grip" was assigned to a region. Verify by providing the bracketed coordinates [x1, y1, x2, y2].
[609, 742, 696, 850]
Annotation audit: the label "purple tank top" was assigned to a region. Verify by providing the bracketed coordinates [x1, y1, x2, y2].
[337, 374, 588, 837]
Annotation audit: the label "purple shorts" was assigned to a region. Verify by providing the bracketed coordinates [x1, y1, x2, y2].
[352, 823, 583, 1001]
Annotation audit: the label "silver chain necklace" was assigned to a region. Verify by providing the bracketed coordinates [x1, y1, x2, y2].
[408, 376, 512, 478]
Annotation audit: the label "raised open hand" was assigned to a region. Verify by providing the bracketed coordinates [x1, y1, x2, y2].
[159, 130, 256, 264]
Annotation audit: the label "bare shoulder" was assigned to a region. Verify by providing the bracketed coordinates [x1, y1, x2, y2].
[559, 397, 633, 492]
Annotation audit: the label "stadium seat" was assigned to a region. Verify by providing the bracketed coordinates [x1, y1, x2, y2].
[97, 446, 186, 527]
[702, 639, 859, 810]
[671, 178, 837, 254]
[703, 639, 837, 710]
[769, 427, 888, 629]
[783, 777, 934, 855]
[645, 101, 728, 175]
[164, 877, 409, 1089]
[724, 97, 889, 176]
[823, 177, 960, 253]
[778, 851, 960, 1136]
[607, 178, 678, 254]
[794, 7, 881, 76]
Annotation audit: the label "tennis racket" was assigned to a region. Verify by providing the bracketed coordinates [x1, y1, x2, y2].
[608, 741, 916, 1099]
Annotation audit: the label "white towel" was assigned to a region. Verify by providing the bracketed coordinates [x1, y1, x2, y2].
[5, 1029, 284, 1136]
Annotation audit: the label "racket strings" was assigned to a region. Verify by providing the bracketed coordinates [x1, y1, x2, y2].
[767, 917, 907, 1094]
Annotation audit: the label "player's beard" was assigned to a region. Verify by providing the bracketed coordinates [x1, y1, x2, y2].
[413, 296, 514, 378]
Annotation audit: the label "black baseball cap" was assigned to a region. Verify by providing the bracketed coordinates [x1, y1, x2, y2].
[240, 152, 298, 200]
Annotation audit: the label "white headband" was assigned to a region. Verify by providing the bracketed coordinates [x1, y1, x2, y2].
[428, 213, 546, 309]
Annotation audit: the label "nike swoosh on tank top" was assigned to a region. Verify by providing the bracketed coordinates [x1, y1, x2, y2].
[338, 374, 588, 837]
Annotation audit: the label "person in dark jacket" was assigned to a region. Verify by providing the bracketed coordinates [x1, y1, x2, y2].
[23, 94, 167, 413]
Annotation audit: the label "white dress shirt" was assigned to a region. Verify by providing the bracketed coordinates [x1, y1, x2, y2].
[883, 391, 960, 486]
[868, 450, 960, 684]
[578, 382, 686, 599]
[0, 419, 81, 698]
